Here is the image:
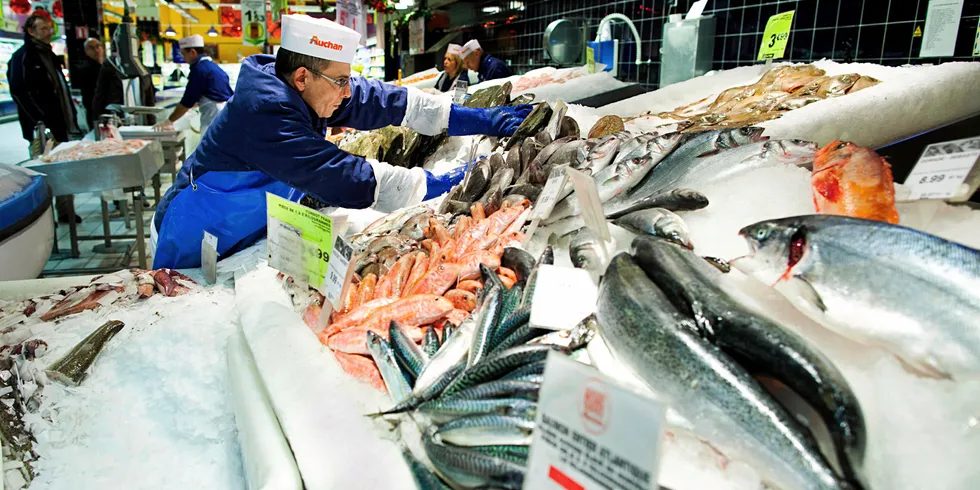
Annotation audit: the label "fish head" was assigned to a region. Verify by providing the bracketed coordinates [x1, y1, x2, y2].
[365, 330, 386, 354]
[737, 218, 815, 286]
[764, 139, 820, 167]
[672, 189, 710, 208]
[813, 140, 855, 172]
[718, 126, 769, 151]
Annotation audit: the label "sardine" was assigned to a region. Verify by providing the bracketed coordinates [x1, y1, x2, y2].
[424, 435, 525, 489]
[46, 320, 125, 386]
[419, 398, 537, 424]
[632, 236, 867, 481]
[614, 208, 693, 249]
[597, 253, 853, 490]
[738, 215, 980, 379]
[366, 331, 413, 403]
[436, 414, 536, 446]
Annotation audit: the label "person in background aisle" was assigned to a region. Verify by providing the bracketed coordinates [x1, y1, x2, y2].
[8, 12, 81, 223]
[153, 35, 233, 133]
[434, 43, 468, 93]
[151, 15, 532, 269]
[74, 38, 104, 129]
[91, 41, 125, 122]
[461, 39, 512, 82]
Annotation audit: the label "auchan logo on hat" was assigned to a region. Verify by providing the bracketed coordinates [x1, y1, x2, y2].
[309, 36, 344, 51]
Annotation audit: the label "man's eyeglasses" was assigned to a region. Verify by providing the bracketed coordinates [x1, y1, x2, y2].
[307, 67, 350, 88]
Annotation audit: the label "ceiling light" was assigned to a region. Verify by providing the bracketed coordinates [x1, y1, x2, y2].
[482, 6, 501, 14]
[164, 25, 176, 37]
[207, 25, 218, 37]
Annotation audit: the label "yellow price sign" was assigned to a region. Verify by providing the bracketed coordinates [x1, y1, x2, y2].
[265, 193, 333, 289]
[586, 46, 596, 74]
[757, 11, 795, 60]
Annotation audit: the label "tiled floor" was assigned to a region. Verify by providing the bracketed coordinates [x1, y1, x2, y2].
[0, 120, 171, 277]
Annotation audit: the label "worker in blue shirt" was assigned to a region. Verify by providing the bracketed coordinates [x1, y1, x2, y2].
[150, 15, 531, 269]
[461, 40, 512, 82]
[154, 34, 233, 133]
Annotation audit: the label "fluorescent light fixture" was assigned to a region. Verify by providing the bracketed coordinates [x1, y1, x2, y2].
[207, 25, 218, 37]
[482, 6, 501, 14]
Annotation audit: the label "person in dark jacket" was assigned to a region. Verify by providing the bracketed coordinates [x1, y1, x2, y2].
[73, 38, 105, 129]
[461, 39, 512, 82]
[433, 44, 469, 93]
[91, 57, 125, 122]
[9, 13, 81, 223]
[8, 13, 78, 144]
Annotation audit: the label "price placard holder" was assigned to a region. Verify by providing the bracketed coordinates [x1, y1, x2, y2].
[266, 193, 333, 290]
[452, 80, 469, 104]
[757, 11, 795, 60]
[566, 167, 611, 243]
[901, 136, 980, 202]
[524, 352, 666, 490]
[201, 231, 218, 285]
[523, 165, 569, 245]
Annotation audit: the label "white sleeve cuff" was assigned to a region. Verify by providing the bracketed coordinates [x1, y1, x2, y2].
[369, 159, 428, 213]
[401, 87, 452, 136]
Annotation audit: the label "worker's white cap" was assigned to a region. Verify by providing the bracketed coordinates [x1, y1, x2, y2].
[178, 35, 204, 49]
[281, 14, 359, 64]
[461, 40, 481, 57]
[446, 43, 463, 56]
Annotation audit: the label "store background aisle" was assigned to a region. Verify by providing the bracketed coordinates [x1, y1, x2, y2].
[0, 120, 30, 165]
[1, 120, 160, 275]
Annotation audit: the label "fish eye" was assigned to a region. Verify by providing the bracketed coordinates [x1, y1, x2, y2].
[835, 142, 848, 151]
[755, 228, 768, 240]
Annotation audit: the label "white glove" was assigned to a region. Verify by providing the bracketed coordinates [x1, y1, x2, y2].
[401, 87, 452, 136]
[369, 159, 428, 213]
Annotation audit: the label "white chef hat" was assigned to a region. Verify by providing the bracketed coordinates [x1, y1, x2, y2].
[446, 43, 463, 56]
[178, 35, 204, 49]
[281, 14, 359, 64]
[461, 40, 482, 58]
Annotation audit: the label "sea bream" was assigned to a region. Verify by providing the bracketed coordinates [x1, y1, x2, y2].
[738, 214, 980, 379]
[597, 253, 854, 490]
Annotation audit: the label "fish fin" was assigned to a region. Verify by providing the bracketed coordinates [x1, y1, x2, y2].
[778, 277, 828, 313]
[893, 355, 953, 381]
[695, 149, 723, 158]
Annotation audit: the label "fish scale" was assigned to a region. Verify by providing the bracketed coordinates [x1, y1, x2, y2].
[444, 345, 558, 396]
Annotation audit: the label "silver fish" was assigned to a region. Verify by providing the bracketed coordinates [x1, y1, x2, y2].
[614, 208, 693, 249]
[366, 331, 413, 404]
[738, 214, 980, 379]
[415, 315, 477, 394]
[390, 320, 427, 382]
[402, 448, 452, 490]
[419, 398, 537, 424]
[568, 227, 609, 277]
[424, 435, 525, 490]
[469, 285, 503, 368]
[597, 254, 852, 490]
[435, 414, 536, 446]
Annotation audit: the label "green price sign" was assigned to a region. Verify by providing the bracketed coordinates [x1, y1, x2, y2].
[757, 11, 795, 60]
[242, 0, 268, 46]
[266, 193, 333, 289]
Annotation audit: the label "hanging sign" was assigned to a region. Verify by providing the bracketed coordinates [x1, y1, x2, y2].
[757, 11, 795, 60]
[266, 193, 334, 289]
[242, 0, 268, 46]
[336, 0, 368, 45]
[409, 17, 425, 55]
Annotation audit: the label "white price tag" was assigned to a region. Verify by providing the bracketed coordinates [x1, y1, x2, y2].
[531, 165, 568, 221]
[267, 218, 310, 286]
[201, 231, 218, 285]
[529, 265, 597, 331]
[547, 101, 568, 140]
[525, 352, 666, 490]
[321, 235, 354, 309]
[566, 167, 611, 242]
[905, 136, 980, 200]
[452, 80, 468, 104]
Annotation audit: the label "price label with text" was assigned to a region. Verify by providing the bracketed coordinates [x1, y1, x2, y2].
[757, 11, 795, 60]
[531, 165, 569, 221]
[266, 193, 333, 289]
[453, 80, 469, 104]
[524, 352, 666, 490]
[587, 46, 596, 74]
[241, 0, 268, 46]
[905, 136, 980, 200]
[529, 265, 598, 331]
[322, 235, 355, 309]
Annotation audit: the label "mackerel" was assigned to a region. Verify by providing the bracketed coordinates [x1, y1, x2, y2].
[424, 436, 525, 490]
[436, 414, 536, 446]
[366, 331, 413, 404]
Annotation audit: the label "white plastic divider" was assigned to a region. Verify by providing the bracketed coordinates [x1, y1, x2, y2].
[233, 264, 417, 490]
[227, 326, 303, 490]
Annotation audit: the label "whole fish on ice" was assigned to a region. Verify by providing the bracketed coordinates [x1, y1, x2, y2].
[738, 214, 980, 379]
[811, 140, 899, 224]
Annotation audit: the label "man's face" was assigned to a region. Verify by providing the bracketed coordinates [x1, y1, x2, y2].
[180, 47, 200, 63]
[463, 50, 480, 71]
[85, 42, 104, 63]
[29, 19, 53, 45]
[296, 62, 353, 118]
